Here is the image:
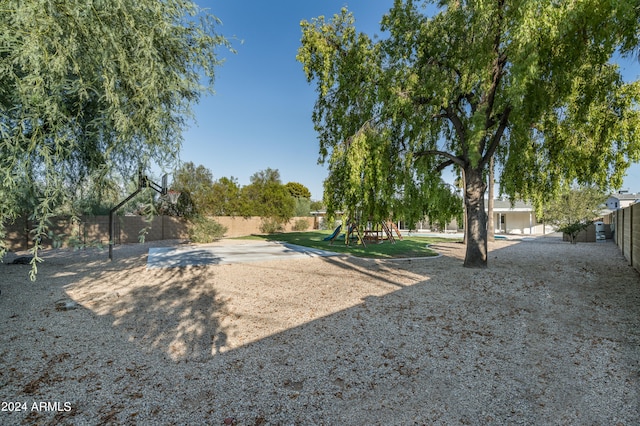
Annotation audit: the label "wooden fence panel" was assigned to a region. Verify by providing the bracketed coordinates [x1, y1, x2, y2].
[632, 204, 639, 272]
[616, 209, 622, 247]
[609, 204, 640, 274]
[623, 208, 632, 264]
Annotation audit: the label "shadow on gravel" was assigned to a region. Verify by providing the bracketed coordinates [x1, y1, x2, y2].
[175, 238, 639, 425]
[2, 238, 638, 424]
[74, 254, 229, 362]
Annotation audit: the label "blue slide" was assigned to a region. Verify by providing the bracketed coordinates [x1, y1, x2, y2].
[324, 225, 342, 241]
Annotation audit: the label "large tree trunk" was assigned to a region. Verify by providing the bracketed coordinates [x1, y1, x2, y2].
[463, 167, 488, 268]
[487, 156, 495, 241]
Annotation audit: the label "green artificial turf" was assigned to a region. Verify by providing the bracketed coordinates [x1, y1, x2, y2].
[240, 231, 461, 259]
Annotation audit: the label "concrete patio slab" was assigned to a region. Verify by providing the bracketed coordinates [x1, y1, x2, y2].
[147, 241, 340, 269]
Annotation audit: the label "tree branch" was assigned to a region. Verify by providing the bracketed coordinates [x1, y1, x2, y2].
[482, 0, 507, 134]
[443, 105, 467, 159]
[426, 56, 463, 82]
[453, 92, 477, 115]
[342, 116, 380, 148]
[436, 159, 455, 172]
[481, 106, 511, 166]
[415, 149, 465, 167]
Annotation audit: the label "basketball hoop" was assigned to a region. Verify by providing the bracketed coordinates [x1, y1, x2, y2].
[166, 190, 181, 205]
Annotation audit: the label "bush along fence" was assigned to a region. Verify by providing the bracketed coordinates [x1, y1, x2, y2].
[3, 215, 315, 252]
[609, 203, 640, 274]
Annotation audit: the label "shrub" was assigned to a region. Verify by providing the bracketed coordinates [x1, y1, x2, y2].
[560, 221, 591, 244]
[188, 216, 227, 243]
[292, 218, 310, 231]
[260, 218, 284, 234]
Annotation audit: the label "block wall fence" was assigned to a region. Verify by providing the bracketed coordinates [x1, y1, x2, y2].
[609, 203, 640, 274]
[3, 215, 315, 252]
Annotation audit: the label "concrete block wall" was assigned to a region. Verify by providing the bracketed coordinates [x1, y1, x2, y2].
[210, 216, 313, 238]
[211, 216, 263, 238]
[117, 216, 190, 244]
[3, 215, 189, 251]
[3, 215, 313, 251]
[81, 216, 110, 245]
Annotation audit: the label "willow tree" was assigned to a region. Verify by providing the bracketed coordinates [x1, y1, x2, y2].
[542, 185, 606, 244]
[298, 0, 640, 267]
[1, 0, 229, 276]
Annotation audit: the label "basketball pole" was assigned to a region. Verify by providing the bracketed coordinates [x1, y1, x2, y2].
[108, 173, 169, 261]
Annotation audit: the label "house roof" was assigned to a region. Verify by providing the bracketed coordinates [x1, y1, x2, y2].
[608, 193, 640, 200]
[491, 199, 534, 212]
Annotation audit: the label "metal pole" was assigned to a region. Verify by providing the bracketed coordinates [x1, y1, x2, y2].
[108, 187, 143, 261]
[109, 209, 113, 261]
[107, 173, 170, 261]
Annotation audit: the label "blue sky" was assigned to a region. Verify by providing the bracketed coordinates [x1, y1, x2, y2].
[180, 1, 640, 200]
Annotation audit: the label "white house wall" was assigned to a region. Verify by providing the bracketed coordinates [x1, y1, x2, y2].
[398, 205, 555, 235]
[494, 212, 545, 235]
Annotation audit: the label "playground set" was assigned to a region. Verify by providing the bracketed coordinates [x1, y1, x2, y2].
[324, 220, 402, 247]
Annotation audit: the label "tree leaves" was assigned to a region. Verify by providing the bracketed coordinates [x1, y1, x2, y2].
[285, 182, 312, 199]
[242, 169, 295, 223]
[1, 0, 230, 277]
[299, 0, 640, 267]
[542, 185, 606, 243]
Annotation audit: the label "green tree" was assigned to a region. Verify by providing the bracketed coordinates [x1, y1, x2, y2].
[210, 176, 242, 216]
[1, 0, 230, 276]
[285, 182, 312, 199]
[242, 168, 295, 223]
[542, 185, 606, 244]
[310, 200, 325, 212]
[293, 197, 312, 217]
[298, 0, 640, 268]
[72, 168, 122, 216]
[172, 162, 215, 215]
[248, 168, 282, 187]
[285, 182, 312, 216]
[157, 188, 194, 218]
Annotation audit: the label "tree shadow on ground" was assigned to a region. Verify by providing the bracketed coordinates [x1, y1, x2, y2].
[183, 238, 638, 425]
[2, 238, 638, 424]
[66, 252, 228, 361]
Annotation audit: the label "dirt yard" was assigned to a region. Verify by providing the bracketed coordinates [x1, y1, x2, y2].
[1, 237, 638, 425]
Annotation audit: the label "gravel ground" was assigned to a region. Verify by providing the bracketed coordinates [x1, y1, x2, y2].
[0, 236, 639, 425]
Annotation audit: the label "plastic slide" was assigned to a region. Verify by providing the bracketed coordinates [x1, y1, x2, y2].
[324, 225, 342, 241]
